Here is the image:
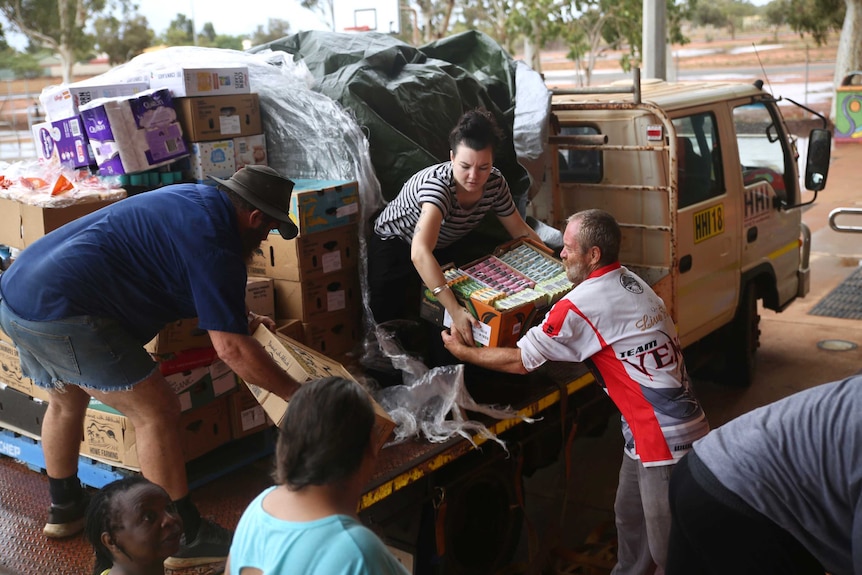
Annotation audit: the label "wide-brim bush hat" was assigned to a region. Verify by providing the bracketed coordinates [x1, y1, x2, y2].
[211, 165, 299, 239]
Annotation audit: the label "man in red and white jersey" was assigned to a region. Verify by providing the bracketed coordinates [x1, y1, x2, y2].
[442, 209, 709, 575]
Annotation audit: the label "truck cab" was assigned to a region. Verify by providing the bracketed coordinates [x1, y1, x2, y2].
[532, 75, 830, 385]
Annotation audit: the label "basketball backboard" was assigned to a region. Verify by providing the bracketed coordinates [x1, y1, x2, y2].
[333, 0, 401, 34]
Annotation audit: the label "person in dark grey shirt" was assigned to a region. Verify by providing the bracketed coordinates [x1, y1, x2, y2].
[666, 375, 862, 575]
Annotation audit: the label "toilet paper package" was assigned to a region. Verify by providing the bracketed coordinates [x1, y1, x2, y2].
[80, 88, 188, 175]
[31, 116, 94, 168]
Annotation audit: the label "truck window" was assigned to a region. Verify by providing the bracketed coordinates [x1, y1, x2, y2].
[733, 102, 789, 199]
[673, 113, 723, 209]
[559, 125, 602, 183]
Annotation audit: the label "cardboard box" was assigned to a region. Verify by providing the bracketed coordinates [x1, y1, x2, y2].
[146, 278, 274, 354]
[289, 179, 360, 236]
[301, 310, 361, 357]
[80, 88, 188, 176]
[273, 270, 360, 322]
[81, 395, 232, 469]
[186, 139, 236, 183]
[0, 196, 119, 250]
[247, 326, 395, 453]
[39, 80, 150, 121]
[420, 285, 540, 348]
[145, 318, 211, 355]
[164, 360, 237, 412]
[0, 385, 47, 438]
[234, 133, 267, 169]
[246, 276, 275, 318]
[174, 94, 261, 142]
[420, 240, 568, 347]
[0, 332, 33, 396]
[276, 319, 303, 342]
[227, 385, 273, 439]
[150, 66, 250, 98]
[248, 224, 359, 281]
[31, 116, 94, 168]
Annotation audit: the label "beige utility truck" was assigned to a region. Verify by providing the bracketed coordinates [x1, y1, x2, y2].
[529, 72, 831, 386]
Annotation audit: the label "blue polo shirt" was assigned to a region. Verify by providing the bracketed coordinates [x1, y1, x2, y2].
[0, 184, 249, 344]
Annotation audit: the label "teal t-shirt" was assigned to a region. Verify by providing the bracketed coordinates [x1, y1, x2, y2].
[229, 487, 409, 575]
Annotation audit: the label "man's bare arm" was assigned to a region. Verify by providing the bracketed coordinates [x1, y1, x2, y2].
[441, 330, 528, 375]
[209, 330, 301, 399]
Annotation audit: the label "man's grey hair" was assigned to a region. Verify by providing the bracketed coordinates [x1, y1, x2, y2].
[567, 209, 621, 266]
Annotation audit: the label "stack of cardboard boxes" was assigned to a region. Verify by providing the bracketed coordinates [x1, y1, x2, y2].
[248, 179, 363, 357]
[158, 66, 269, 183]
[0, 68, 395, 475]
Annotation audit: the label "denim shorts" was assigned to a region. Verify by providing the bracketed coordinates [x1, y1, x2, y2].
[0, 298, 157, 392]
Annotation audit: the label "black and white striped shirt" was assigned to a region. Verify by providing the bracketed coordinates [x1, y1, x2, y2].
[374, 161, 516, 249]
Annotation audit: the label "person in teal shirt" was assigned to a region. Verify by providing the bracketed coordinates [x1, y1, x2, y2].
[227, 376, 409, 575]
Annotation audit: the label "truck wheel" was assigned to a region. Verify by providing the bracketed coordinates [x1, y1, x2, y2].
[441, 464, 524, 575]
[721, 283, 760, 387]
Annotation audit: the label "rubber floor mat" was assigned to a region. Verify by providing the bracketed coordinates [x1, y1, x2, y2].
[0, 455, 273, 575]
[808, 266, 862, 319]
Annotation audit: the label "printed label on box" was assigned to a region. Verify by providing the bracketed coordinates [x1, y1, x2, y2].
[336, 203, 360, 218]
[321, 251, 342, 274]
[240, 405, 267, 431]
[220, 115, 240, 135]
[442, 309, 492, 346]
[326, 290, 346, 311]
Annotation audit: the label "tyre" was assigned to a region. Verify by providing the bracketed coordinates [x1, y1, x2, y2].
[721, 282, 760, 387]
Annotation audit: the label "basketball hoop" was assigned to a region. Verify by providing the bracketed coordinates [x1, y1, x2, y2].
[343, 25, 372, 32]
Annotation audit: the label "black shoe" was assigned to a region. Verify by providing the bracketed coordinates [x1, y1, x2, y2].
[43, 492, 89, 538]
[164, 518, 232, 570]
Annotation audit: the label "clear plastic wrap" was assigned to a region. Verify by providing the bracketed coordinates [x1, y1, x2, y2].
[35, 44, 536, 448]
[0, 158, 126, 206]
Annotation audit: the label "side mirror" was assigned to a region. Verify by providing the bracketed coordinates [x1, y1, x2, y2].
[804, 128, 831, 192]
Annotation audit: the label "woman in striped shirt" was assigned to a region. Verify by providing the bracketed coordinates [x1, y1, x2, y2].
[369, 108, 542, 346]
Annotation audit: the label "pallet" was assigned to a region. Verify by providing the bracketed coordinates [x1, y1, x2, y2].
[0, 424, 276, 489]
[0, 426, 134, 487]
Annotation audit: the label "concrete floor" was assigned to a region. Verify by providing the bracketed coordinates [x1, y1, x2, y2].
[514, 142, 862, 572]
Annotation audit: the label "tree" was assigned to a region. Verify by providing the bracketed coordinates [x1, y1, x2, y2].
[162, 12, 194, 46]
[299, 0, 335, 30]
[689, 0, 755, 39]
[1, 48, 44, 77]
[508, 0, 562, 72]
[783, 0, 858, 119]
[763, 0, 789, 41]
[199, 22, 217, 44]
[0, 21, 9, 51]
[0, 0, 117, 82]
[554, 0, 689, 86]
[415, 0, 457, 41]
[460, 0, 514, 50]
[250, 18, 291, 46]
[93, 12, 153, 64]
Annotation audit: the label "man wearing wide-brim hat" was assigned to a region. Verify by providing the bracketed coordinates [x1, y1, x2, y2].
[0, 165, 303, 569]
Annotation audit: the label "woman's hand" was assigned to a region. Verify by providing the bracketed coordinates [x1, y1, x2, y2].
[450, 306, 477, 347]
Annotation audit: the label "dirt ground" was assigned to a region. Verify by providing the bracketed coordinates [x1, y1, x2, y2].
[540, 26, 838, 74]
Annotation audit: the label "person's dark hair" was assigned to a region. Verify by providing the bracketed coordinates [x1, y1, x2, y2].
[448, 108, 504, 155]
[568, 209, 621, 266]
[85, 475, 152, 575]
[273, 377, 375, 490]
[219, 184, 257, 214]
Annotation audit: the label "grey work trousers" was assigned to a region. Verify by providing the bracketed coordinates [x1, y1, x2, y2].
[610, 454, 674, 575]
